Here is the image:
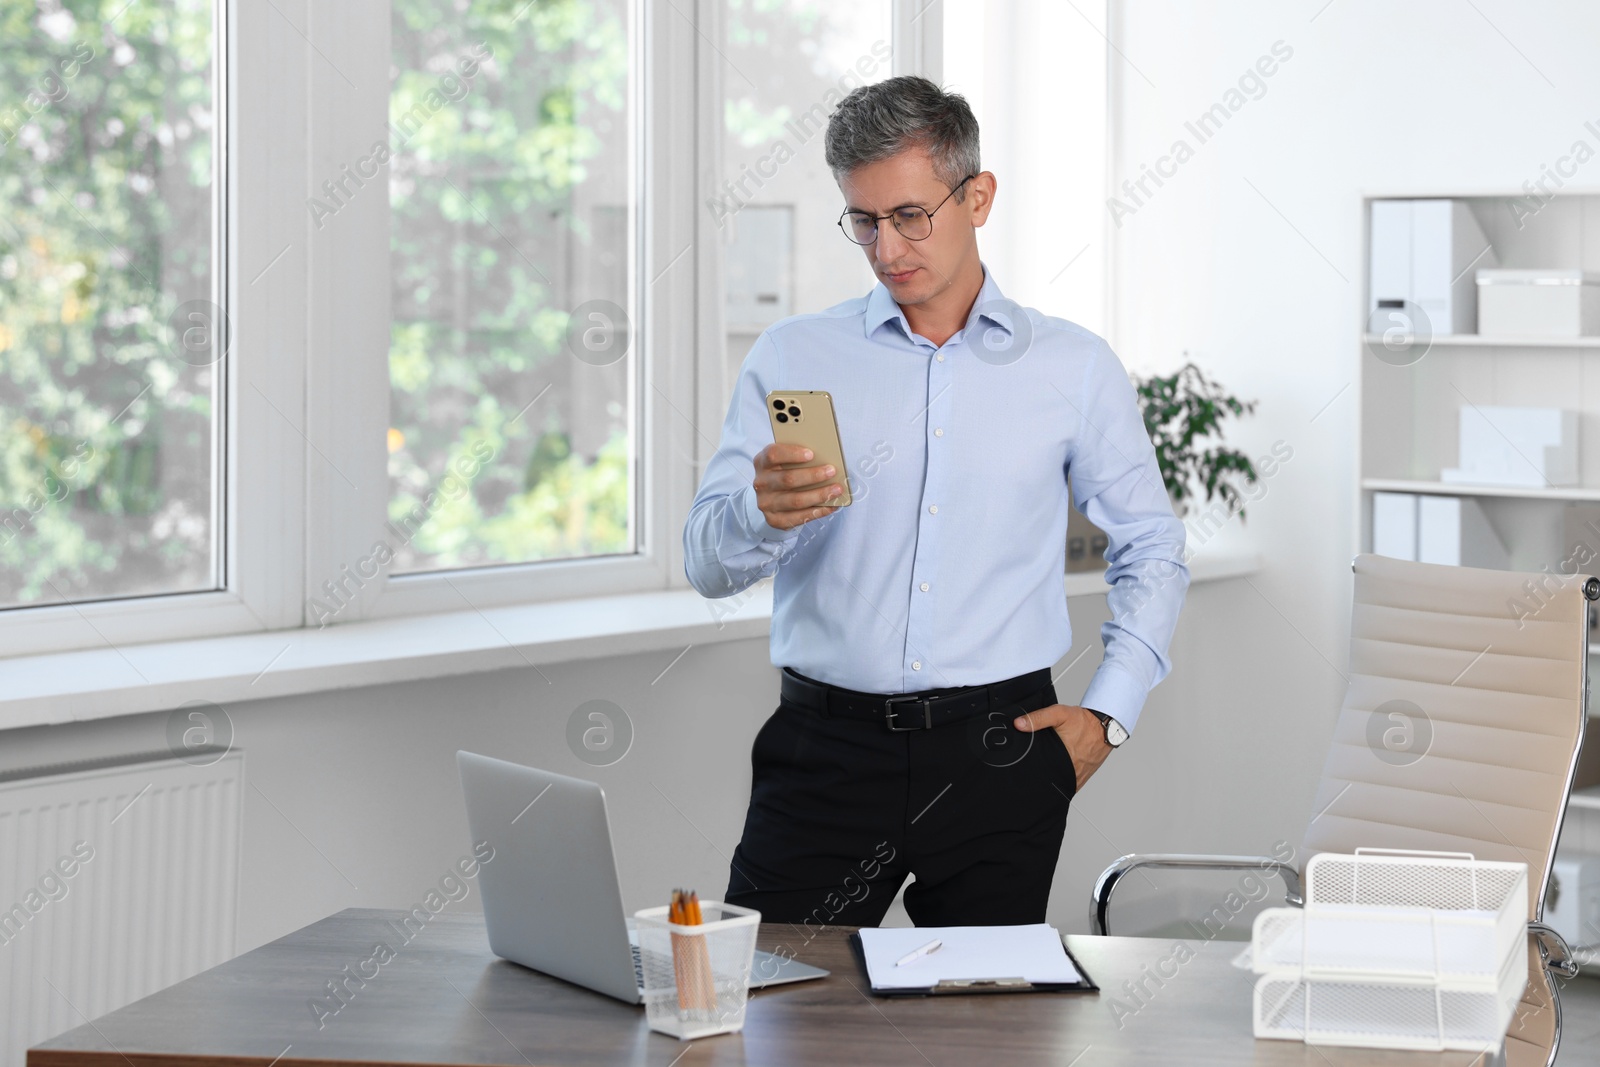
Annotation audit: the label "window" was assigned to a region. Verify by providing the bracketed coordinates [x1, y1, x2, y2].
[387, 0, 636, 576]
[0, 0, 946, 660]
[718, 0, 893, 381]
[0, 0, 222, 610]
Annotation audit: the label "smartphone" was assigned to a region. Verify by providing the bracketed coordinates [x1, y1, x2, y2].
[765, 390, 852, 506]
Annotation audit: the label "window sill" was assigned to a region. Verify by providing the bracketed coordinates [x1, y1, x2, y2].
[0, 552, 1260, 731]
[0, 583, 776, 731]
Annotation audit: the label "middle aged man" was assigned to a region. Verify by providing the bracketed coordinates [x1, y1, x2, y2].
[683, 75, 1189, 928]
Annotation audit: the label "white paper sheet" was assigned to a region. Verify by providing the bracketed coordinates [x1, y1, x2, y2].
[858, 924, 1082, 990]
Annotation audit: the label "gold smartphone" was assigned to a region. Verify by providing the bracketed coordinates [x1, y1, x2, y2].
[765, 390, 852, 506]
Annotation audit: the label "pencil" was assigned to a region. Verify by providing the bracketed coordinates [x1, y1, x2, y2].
[668, 887, 716, 1015]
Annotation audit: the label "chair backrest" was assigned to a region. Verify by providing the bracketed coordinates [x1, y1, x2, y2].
[1300, 553, 1593, 921]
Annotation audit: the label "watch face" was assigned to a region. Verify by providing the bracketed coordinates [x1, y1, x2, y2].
[1105, 719, 1129, 747]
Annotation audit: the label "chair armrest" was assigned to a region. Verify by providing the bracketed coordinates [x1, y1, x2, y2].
[1090, 853, 1304, 936]
[1529, 920, 1581, 980]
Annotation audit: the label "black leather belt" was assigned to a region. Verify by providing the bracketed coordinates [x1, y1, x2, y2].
[779, 666, 1054, 732]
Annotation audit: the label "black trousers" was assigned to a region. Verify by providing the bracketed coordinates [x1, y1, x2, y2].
[724, 673, 1074, 927]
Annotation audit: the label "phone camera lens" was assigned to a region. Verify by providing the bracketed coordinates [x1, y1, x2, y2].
[788, 406, 801, 417]
[775, 412, 788, 423]
[772, 399, 786, 410]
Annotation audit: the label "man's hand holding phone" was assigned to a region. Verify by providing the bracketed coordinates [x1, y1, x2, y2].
[753, 444, 845, 531]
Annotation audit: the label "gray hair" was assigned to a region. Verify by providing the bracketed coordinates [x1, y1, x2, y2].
[824, 75, 980, 200]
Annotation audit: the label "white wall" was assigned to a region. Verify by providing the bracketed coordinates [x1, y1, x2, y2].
[1104, 0, 1600, 923]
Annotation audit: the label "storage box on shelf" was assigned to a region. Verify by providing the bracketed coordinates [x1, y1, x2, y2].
[1477, 269, 1600, 337]
[1442, 405, 1577, 488]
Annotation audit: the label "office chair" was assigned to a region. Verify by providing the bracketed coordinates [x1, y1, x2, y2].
[1090, 553, 1596, 1066]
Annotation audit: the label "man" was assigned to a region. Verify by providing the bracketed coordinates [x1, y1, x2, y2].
[682, 75, 1187, 927]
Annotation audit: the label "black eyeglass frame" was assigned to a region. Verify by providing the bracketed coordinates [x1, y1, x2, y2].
[835, 174, 977, 246]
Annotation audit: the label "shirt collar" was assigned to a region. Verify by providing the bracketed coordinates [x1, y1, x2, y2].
[862, 263, 1013, 344]
[862, 279, 905, 339]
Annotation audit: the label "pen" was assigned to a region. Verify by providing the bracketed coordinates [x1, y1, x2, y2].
[895, 938, 943, 966]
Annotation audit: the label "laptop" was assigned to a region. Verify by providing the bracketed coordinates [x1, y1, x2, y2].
[457, 751, 829, 1003]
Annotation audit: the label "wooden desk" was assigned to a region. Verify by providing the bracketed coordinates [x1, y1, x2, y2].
[31, 908, 1499, 1066]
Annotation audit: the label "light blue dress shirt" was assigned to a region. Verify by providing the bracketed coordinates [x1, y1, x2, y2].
[683, 266, 1188, 732]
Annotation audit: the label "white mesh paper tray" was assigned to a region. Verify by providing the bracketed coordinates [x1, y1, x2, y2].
[1252, 936, 1526, 1053]
[1246, 849, 1529, 1052]
[1251, 849, 1526, 981]
[1306, 849, 1526, 915]
[1250, 905, 1514, 980]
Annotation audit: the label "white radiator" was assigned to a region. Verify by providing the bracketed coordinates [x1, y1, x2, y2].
[0, 751, 242, 1067]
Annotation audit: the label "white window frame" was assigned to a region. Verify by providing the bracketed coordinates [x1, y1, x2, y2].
[0, 0, 311, 659]
[358, 0, 692, 622]
[1, 0, 923, 661]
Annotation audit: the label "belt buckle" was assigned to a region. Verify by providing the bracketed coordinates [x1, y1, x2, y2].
[883, 694, 933, 731]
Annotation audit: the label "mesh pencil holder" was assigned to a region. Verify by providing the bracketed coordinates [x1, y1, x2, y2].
[634, 900, 761, 1040]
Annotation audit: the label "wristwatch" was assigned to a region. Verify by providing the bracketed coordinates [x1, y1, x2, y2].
[1088, 709, 1129, 748]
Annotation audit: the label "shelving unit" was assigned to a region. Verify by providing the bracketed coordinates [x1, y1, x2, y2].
[1359, 192, 1600, 579]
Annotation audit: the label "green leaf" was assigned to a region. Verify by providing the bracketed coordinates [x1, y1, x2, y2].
[1129, 359, 1259, 521]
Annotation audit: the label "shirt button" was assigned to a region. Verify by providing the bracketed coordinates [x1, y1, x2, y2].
[936, 353, 945, 362]
[934, 427, 944, 437]
[928, 504, 938, 514]
[920, 582, 930, 592]
[911, 661, 922, 671]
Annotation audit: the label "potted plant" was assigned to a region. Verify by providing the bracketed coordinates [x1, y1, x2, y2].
[1067, 359, 1258, 572]
[1134, 359, 1259, 519]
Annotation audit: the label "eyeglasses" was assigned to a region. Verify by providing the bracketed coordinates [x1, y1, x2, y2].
[836, 175, 976, 246]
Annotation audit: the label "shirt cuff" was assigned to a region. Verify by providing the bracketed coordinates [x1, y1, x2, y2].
[1081, 664, 1149, 735]
[739, 483, 801, 545]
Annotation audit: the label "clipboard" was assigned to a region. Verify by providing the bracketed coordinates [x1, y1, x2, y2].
[849, 931, 1099, 997]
